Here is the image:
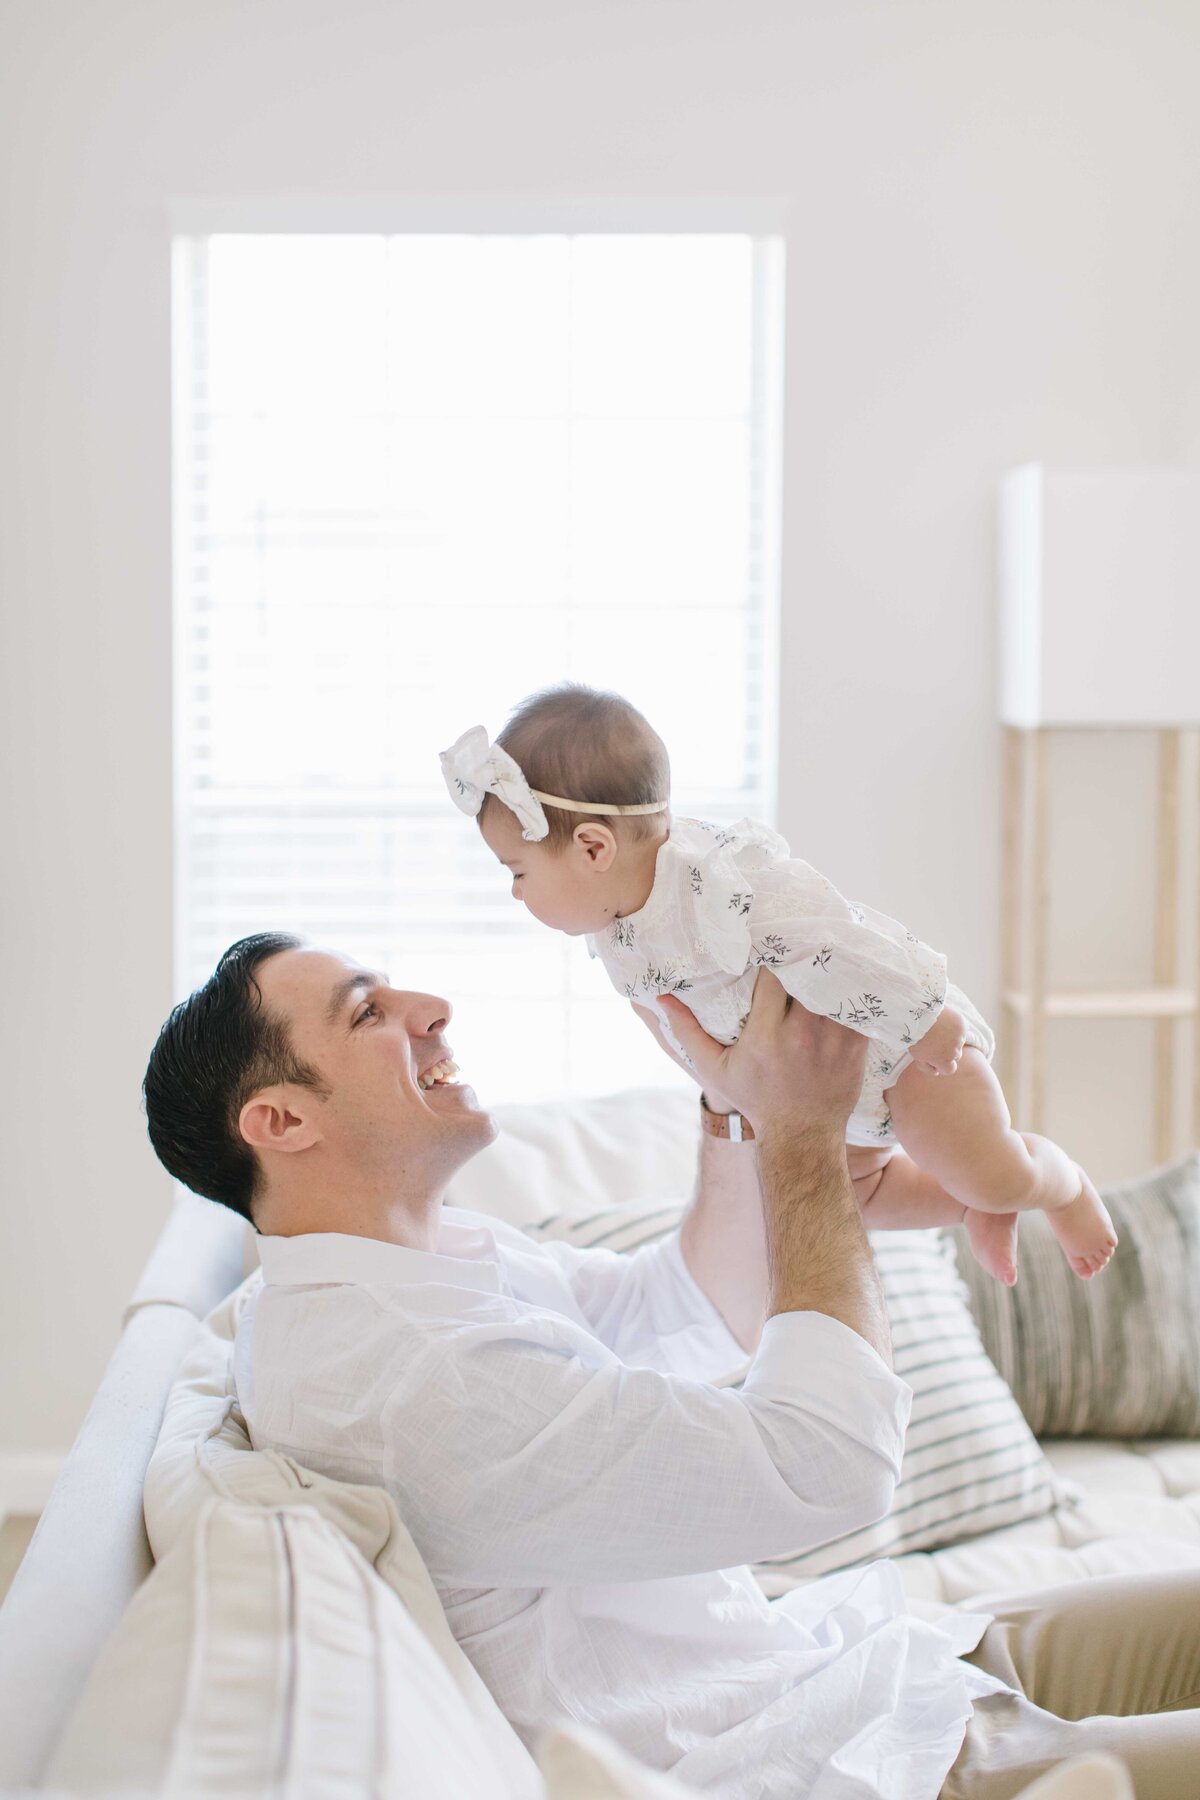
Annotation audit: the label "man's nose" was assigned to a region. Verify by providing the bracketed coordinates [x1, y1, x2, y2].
[403, 992, 452, 1038]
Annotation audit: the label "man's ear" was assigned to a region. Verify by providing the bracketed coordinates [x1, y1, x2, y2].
[573, 821, 618, 870]
[238, 1087, 323, 1156]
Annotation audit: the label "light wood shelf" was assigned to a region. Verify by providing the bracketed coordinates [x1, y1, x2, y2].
[1000, 725, 1200, 1158]
[1003, 987, 1197, 1021]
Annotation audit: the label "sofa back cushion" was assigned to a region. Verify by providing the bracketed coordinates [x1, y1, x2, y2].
[443, 1086, 697, 1227]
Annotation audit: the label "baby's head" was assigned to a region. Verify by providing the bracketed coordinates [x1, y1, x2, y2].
[479, 684, 670, 936]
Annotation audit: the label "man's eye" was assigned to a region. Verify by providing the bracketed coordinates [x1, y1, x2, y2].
[354, 1002, 380, 1026]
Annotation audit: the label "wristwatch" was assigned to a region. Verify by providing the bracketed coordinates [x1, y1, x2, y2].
[699, 1093, 756, 1142]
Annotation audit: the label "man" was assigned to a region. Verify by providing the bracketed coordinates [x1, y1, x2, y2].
[144, 933, 1200, 1799]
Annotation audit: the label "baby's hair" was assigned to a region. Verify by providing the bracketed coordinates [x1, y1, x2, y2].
[485, 683, 671, 850]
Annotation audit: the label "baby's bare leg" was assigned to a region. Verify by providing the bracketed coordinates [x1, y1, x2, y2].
[849, 1145, 1020, 1284]
[886, 1049, 1117, 1279]
[848, 1145, 967, 1228]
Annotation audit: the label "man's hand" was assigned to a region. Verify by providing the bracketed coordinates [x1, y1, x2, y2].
[653, 971, 869, 1142]
[630, 999, 741, 1115]
[909, 1004, 968, 1077]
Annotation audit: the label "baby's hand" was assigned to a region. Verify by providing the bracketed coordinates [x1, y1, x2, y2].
[910, 1004, 968, 1076]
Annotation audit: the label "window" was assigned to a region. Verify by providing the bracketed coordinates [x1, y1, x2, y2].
[174, 229, 783, 1101]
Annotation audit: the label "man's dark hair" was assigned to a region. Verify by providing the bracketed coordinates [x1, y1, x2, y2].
[143, 931, 326, 1227]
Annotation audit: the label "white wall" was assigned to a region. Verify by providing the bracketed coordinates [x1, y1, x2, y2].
[2, 0, 1198, 1466]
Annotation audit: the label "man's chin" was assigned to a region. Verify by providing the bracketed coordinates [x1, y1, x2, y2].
[427, 1081, 497, 1144]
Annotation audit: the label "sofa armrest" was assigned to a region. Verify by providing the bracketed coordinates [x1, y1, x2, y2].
[0, 1192, 246, 1787]
[0, 1304, 203, 1787]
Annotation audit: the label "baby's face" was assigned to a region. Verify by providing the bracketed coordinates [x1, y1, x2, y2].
[479, 806, 612, 936]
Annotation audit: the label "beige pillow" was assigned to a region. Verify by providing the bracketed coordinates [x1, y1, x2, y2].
[143, 1280, 541, 1799]
[953, 1153, 1200, 1437]
[46, 1497, 525, 1798]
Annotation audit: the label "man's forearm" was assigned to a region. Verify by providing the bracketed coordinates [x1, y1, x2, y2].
[679, 1119, 893, 1367]
[679, 1128, 769, 1354]
[758, 1127, 893, 1366]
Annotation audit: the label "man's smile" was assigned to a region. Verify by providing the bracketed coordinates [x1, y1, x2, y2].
[416, 1054, 460, 1091]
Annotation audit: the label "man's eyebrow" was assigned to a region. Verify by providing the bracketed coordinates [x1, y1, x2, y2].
[325, 970, 389, 1026]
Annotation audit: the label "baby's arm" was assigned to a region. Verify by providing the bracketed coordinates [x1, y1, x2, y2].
[908, 1004, 968, 1076]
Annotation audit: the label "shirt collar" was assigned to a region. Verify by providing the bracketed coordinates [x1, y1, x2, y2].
[257, 1209, 502, 1294]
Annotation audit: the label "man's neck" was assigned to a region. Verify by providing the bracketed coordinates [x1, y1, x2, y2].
[254, 1180, 446, 1249]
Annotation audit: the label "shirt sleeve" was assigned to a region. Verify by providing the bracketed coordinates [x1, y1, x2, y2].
[533, 1229, 748, 1381]
[747, 860, 948, 1057]
[379, 1300, 911, 1589]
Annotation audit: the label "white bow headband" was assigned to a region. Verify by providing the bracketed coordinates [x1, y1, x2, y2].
[440, 725, 669, 843]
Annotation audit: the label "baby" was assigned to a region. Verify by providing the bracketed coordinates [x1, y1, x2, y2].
[441, 684, 1117, 1285]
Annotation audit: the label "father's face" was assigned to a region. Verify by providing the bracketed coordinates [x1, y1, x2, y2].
[251, 945, 496, 1185]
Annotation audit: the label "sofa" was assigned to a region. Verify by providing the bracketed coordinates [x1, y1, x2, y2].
[1, 1084, 1196, 1797]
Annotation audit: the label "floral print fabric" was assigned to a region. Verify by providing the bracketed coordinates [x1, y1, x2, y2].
[586, 817, 993, 1146]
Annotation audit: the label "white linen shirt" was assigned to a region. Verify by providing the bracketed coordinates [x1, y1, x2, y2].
[236, 1209, 998, 1799]
[585, 818, 995, 1147]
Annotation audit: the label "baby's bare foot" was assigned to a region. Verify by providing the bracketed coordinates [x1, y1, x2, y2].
[1046, 1168, 1118, 1278]
[965, 1207, 1020, 1286]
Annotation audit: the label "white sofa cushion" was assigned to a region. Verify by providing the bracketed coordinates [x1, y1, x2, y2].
[45, 1496, 530, 1798]
[892, 1437, 1200, 1605]
[143, 1280, 541, 1800]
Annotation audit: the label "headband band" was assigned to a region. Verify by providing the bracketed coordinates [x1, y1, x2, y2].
[532, 791, 669, 818]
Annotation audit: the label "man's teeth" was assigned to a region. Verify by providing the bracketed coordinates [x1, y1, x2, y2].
[417, 1059, 460, 1091]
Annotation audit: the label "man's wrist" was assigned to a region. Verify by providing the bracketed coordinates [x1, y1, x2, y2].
[754, 1119, 848, 1167]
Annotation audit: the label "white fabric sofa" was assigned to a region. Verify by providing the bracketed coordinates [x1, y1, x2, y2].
[1, 1086, 1194, 1795]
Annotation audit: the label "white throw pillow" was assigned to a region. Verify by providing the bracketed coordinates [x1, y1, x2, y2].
[46, 1497, 527, 1798]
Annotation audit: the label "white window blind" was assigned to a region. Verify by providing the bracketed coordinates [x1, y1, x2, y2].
[173, 231, 782, 1102]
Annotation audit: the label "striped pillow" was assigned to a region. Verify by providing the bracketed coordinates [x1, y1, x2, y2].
[951, 1153, 1200, 1438]
[523, 1207, 1060, 1589]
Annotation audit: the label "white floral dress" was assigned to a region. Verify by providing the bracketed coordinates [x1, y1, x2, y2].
[586, 817, 993, 1147]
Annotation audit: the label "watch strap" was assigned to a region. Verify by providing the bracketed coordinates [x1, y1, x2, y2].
[699, 1094, 756, 1142]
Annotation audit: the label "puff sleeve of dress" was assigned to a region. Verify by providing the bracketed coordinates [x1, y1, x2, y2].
[746, 856, 948, 1057]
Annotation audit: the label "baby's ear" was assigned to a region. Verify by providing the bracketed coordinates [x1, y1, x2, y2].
[573, 821, 618, 870]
